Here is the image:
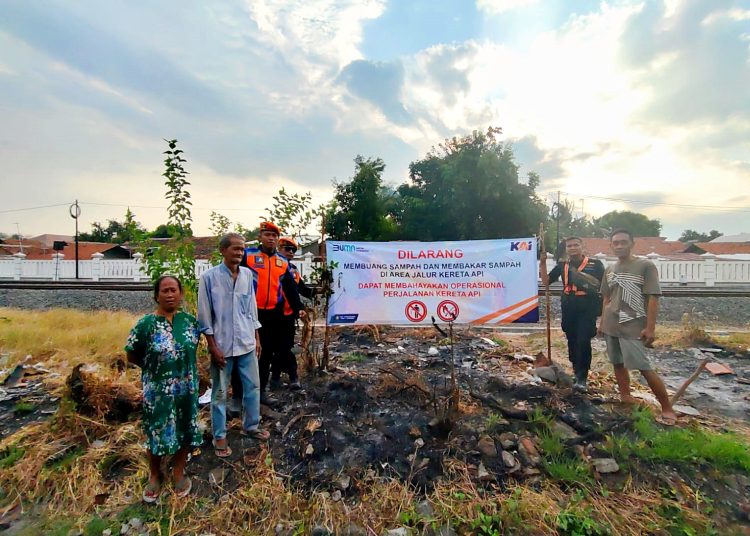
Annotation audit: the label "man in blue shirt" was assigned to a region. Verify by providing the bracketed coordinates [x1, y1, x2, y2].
[198, 233, 269, 458]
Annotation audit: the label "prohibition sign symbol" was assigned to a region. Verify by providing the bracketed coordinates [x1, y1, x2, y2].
[437, 300, 459, 322]
[405, 300, 427, 322]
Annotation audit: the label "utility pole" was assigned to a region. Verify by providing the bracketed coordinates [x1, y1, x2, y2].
[70, 200, 81, 279]
[14, 223, 23, 253]
[555, 190, 561, 251]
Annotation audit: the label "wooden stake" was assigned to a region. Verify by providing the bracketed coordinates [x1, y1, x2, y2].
[670, 359, 709, 406]
[539, 223, 553, 365]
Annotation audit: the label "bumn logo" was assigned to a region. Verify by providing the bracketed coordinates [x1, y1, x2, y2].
[510, 241, 533, 251]
[332, 244, 356, 252]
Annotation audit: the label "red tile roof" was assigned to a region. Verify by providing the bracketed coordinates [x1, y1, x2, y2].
[691, 242, 750, 255]
[579, 237, 688, 257]
[0, 240, 123, 260]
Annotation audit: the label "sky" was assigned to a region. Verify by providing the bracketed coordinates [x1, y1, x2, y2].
[0, 0, 748, 241]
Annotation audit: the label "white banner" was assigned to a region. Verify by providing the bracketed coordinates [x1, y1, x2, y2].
[326, 239, 538, 325]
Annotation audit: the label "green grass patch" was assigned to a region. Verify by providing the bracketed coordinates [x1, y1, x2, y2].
[44, 446, 84, 471]
[533, 418, 595, 486]
[488, 336, 508, 348]
[606, 408, 750, 473]
[116, 501, 191, 534]
[84, 515, 113, 536]
[485, 412, 507, 434]
[555, 506, 611, 536]
[13, 401, 36, 415]
[469, 508, 504, 536]
[545, 457, 593, 486]
[340, 351, 367, 364]
[0, 444, 25, 469]
[16, 518, 75, 536]
[650, 502, 717, 536]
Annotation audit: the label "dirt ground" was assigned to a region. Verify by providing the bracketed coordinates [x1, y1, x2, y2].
[1, 322, 749, 534]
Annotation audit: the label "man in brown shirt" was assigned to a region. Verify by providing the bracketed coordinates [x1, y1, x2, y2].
[599, 229, 677, 425]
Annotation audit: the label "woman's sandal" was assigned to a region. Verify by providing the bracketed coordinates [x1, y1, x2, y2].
[142, 480, 162, 504]
[655, 414, 677, 426]
[175, 476, 192, 498]
[212, 439, 232, 458]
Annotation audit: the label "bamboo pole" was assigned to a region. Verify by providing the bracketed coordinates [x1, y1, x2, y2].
[539, 223, 553, 365]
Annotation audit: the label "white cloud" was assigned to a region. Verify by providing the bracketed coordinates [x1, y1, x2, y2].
[475, 0, 539, 15]
[245, 1, 385, 86]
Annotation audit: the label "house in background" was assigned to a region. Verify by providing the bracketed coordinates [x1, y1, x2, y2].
[0, 239, 130, 259]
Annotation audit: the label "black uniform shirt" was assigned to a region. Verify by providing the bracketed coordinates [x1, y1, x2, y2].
[548, 257, 605, 316]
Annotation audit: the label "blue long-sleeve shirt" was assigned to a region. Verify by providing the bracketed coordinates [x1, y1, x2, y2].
[197, 263, 262, 357]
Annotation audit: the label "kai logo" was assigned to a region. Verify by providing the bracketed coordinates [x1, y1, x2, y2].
[510, 241, 533, 251]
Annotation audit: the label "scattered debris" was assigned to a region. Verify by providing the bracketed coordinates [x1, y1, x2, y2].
[2, 365, 25, 387]
[501, 450, 518, 469]
[673, 404, 700, 416]
[198, 388, 212, 404]
[705, 362, 735, 376]
[209, 467, 227, 487]
[592, 458, 620, 474]
[477, 461, 492, 481]
[518, 437, 541, 466]
[498, 432, 518, 450]
[476, 436, 497, 458]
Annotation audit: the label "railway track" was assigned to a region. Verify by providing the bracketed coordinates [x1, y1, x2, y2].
[2, 280, 750, 297]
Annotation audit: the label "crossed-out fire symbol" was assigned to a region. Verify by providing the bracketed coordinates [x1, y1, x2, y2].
[437, 300, 459, 322]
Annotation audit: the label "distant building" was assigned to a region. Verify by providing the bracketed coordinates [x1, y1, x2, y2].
[709, 232, 750, 243]
[0, 239, 130, 259]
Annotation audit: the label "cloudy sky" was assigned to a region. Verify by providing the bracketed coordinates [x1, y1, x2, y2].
[1, 0, 748, 240]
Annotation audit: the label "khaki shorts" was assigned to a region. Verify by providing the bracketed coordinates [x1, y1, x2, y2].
[604, 335, 653, 371]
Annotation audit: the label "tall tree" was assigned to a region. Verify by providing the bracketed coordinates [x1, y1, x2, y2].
[393, 127, 548, 240]
[79, 208, 146, 243]
[679, 229, 722, 242]
[593, 210, 661, 237]
[326, 156, 395, 240]
[140, 139, 197, 309]
[265, 188, 317, 240]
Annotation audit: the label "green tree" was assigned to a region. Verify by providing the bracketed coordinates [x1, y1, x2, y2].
[79, 208, 146, 243]
[140, 139, 197, 309]
[679, 229, 722, 242]
[265, 188, 317, 240]
[593, 210, 661, 237]
[326, 156, 395, 240]
[393, 127, 547, 240]
[545, 198, 600, 251]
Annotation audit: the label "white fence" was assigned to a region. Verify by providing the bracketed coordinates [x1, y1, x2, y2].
[1, 251, 749, 286]
[0, 252, 320, 283]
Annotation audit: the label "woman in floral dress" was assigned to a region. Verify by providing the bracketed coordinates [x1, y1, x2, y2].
[125, 275, 203, 502]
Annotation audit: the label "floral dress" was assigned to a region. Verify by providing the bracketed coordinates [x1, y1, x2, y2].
[125, 312, 203, 456]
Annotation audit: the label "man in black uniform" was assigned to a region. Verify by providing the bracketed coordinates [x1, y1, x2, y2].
[276, 236, 315, 389]
[540, 236, 605, 392]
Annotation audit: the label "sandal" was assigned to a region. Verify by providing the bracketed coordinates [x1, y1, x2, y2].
[656, 414, 677, 426]
[241, 428, 270, 441]
[212, 439, 233, 458]
[142, 480, 162, 504]
[175, 476, 192, 498]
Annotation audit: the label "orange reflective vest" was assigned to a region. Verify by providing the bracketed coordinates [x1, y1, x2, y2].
[242, 247, 290, 310]
[282, 265, 302, 316]
[563, 256, 589, 296]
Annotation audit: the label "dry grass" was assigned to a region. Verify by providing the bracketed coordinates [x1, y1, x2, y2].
[0, 307, 137, 373]
[0, 309, 726, 534]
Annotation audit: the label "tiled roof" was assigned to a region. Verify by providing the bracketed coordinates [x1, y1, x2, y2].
[0, 240, 124, 260]
[691, 242, 750, 255]
[579, 237, 687, 257]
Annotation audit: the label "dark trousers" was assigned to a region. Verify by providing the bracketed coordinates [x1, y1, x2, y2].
[232, 308, 286, 398]
[280, 313, 298, 382]
[563, 314, 597, 382]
